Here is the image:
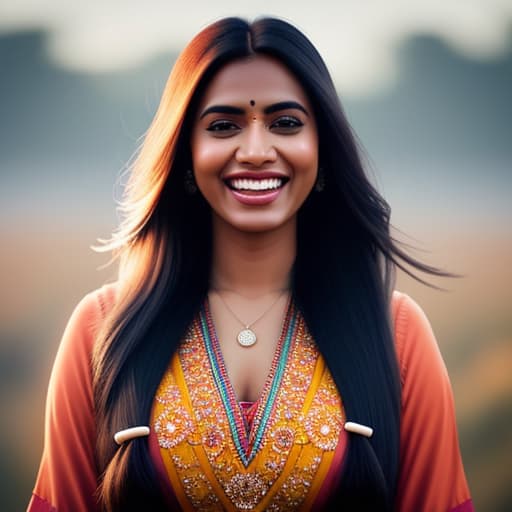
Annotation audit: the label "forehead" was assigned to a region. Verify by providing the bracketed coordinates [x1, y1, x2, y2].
[197, 54, 312, 109]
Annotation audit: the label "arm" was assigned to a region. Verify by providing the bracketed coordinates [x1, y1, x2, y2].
[27, 289, 107, 512]
[393, 292, 473, 512]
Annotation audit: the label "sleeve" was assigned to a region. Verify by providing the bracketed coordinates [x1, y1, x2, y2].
[27, 290, 105, 512]
[393, 293, 473, 512]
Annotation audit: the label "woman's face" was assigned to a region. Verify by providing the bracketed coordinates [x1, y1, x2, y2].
[191, 54, 318, 233]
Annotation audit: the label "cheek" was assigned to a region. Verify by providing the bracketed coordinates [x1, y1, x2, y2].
[192, 138, 231, 177]
[287, 136, 318, 173]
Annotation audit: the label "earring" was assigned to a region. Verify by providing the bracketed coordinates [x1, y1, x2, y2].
[184, 169, 197, 194]
[314, 167, 325, 192]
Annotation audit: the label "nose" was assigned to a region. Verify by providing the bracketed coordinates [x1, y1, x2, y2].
[235, 123, 277, 167]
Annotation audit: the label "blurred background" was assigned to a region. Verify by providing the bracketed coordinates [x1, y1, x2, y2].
[1, 1, 511, 511]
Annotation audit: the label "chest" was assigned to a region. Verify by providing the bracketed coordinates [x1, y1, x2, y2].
[208, 293, 290, 402]
[152, 305, 346, 511]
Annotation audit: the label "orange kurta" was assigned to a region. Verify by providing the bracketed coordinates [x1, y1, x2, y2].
[28, 284, 473, 511]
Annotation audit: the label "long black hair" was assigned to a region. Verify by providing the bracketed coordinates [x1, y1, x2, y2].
[93, 17, 446, 511]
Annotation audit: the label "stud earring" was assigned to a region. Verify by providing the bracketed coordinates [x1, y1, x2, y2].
[314, 167, 325, 192]
[184, 169, 197, 194]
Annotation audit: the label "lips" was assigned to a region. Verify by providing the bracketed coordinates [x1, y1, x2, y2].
[223, 173, 289, 193]
[228, 177, 285, 192]
[223, 173, 289, 205]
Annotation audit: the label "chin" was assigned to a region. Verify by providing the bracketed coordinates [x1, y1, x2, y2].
[219, 211, 296, 234]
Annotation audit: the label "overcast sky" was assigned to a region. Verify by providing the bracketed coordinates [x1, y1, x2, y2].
[1, 0, 512, 96]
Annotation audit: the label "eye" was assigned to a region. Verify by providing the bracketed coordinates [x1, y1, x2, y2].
[206, 119, 240, 136]
[270, 115, 304, 133]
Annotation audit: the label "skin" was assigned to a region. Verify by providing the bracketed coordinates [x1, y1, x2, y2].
[190, 55, 319, 401]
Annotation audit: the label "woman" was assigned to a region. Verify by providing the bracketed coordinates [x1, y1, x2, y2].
[28, 16, 473, 512]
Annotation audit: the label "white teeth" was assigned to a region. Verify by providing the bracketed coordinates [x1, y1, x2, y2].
[229, 178, 283, 191]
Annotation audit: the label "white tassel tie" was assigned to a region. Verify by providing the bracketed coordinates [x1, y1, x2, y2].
[114, 426, 150, 445]
[344, 421, 373, 438]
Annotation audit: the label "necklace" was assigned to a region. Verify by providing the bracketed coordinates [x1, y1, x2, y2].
[212, 289, 288, 347]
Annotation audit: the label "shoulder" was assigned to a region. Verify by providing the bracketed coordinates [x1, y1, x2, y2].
[79, 281, 118, 320]
[390, 290, 431, 337]
[53, 282, 119, 365]
[390, 290, 445, 385]
[69, 281, 118, 328]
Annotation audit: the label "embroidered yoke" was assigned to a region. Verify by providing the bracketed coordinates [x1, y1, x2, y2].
[153, 301, 345, 511]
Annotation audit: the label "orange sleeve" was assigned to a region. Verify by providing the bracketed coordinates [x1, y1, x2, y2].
[27, 288, 109, 512]
[392, 292, 473, 512]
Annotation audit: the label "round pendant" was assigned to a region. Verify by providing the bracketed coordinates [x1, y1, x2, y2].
[237, 328, 257, 347]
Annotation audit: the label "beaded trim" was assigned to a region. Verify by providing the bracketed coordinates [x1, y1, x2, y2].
[201, 298, 296, 466]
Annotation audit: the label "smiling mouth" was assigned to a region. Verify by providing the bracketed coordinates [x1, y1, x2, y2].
[225, 177, 289, 192]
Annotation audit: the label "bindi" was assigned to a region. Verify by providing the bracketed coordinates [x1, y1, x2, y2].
[249, 100, 257, 121]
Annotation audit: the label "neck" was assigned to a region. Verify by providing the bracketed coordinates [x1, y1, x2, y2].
[210, 215, 296, 296]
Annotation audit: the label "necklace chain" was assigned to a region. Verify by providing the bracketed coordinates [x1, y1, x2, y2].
[212, 289, 289, 347]
[213, 289, 287, 329]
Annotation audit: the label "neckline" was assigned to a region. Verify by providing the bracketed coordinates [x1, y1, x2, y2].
[200, 297, 297, 466]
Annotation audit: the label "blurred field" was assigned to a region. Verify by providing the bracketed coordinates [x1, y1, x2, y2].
[1, 223, 511, 511]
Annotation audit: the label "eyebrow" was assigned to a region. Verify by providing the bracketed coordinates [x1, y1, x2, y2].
[199, 105, 244, 119]
[264, 101, 309, 116]
[199, 101, 309, 119]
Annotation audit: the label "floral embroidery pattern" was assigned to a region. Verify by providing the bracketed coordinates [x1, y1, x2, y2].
[153, 304, 344, 511]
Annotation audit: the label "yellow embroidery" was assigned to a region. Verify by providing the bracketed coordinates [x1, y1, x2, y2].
[153, 312, 344, 511]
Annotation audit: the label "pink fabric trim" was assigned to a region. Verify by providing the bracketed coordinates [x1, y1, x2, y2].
[239, 400, 258, 430]
[148, 425, 181, 509]
[27, 494, 57, 512]
[311, 426, 348, 509]
[450, 499, 475, 512]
